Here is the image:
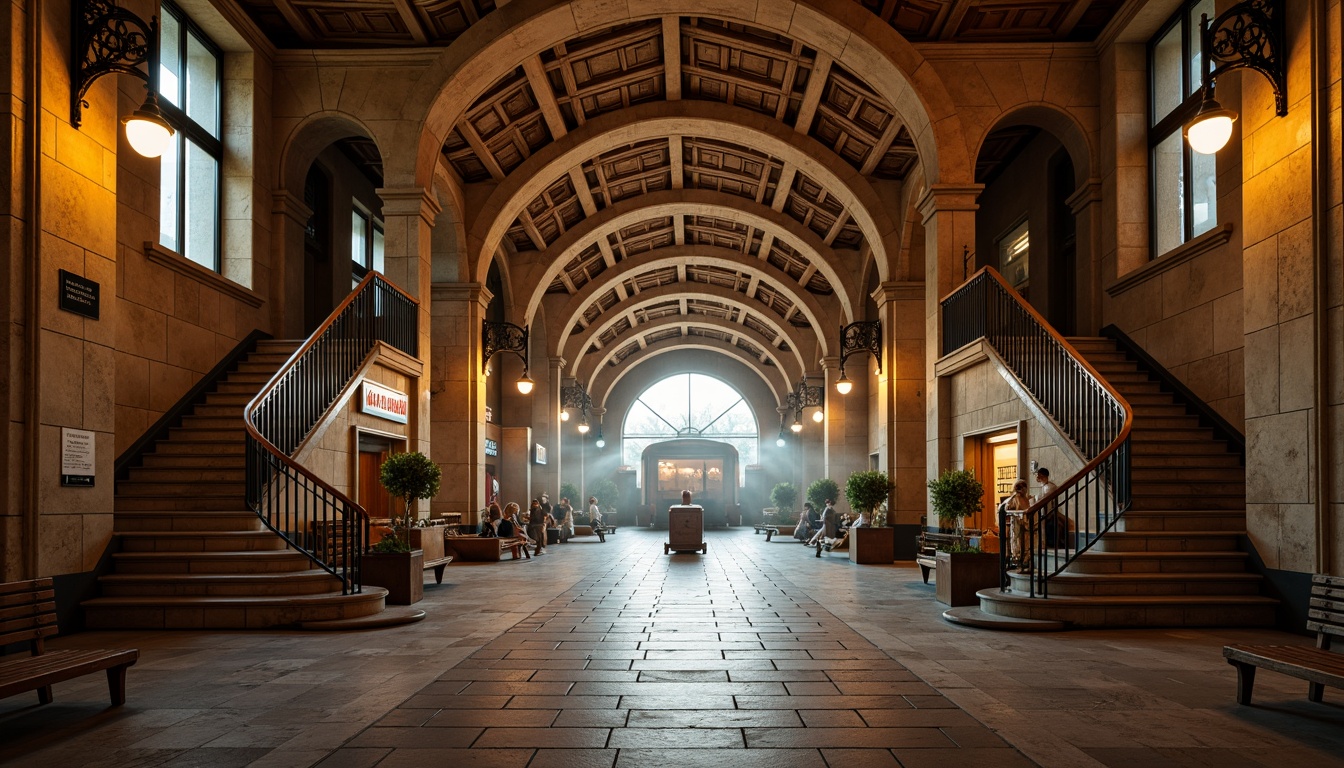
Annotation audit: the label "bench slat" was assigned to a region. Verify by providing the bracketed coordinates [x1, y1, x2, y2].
[1307, 621, 1344, 638]
[0, 579, 53, 598]
[1224, 645, 1344, 685]
[0, 625, 58, 649]
[1307, 609, 1344, 628]
[1313, 574, 1344, 588]
[0, 649, 138, 700]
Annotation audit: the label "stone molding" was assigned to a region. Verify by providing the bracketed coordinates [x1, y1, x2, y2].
[1105, 223, 1234, 297]
[431, 282, 491, 310]
[1065, 178, 1103, 215]
[378, 186, 442, 227]
[143, 242, 265, 307]
[271, 190, 312, 224]
[873, 281, 924, 304]
[917, 184, 983, 224]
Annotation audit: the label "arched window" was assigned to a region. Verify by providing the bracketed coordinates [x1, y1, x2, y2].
[622, 374, 758, 484]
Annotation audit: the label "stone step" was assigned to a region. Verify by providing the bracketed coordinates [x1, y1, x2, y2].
[222, 372, 274, 384]
[148, 441, 245, 456]
[1128, 438, 1233, 455]
[127, 466, 245, 484]
[117, 530, 288, 552]
[180, 415, 245, 430]
[168, 426, 246, 442]
[1129, 494, 1245, 510]
[116, 481, 245, 497]
[1130, 466, 1244, 481]
[1129, 415, 1207, 429]
[81, 588, 388, 629]
[1061, 550, 1250, 574]
[203, 392, 256, 405]
[190, 404, 247, 418]
[1131, 453, 1242, 468]
[973, 588, 1277, 628]
[1130, 425, 1217, 441]
[114, 510, 262, 532]
[138, 454, 246, 469]
[116, 495, 247, 511]
[1127, 480, 1245, 497]
[1116, 509, 1246, 532]
[940, 606, 1066, 632]
[299, 606, 428, 630]
[98, 570, 341, 597]
[235, 360, 286, 373]
[1008, 571, 1263, 597]
[110, 549, 315, 574]
[214, 382, 266, 396]
[1091, 531, 1243, 553]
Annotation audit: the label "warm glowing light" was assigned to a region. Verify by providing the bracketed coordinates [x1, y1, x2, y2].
[123, 94, 174, 158]
[790, 419, 803, 434]
[835, 373, 853, 395]
[560, 409, 570, 422]
[1184, 97, 1237, 155]
[577, 421, 590, 434]
[516, 374, 535, 395]
[812, 409, 824, 423]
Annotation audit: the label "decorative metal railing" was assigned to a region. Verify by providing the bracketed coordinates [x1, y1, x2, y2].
[244, 273, 419, 594]
[941, 267, 1132, 598]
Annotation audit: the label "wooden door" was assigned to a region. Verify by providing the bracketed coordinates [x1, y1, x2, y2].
[358, 449, 393, 520]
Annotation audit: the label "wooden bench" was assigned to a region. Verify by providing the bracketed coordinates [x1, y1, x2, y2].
[1224, 574, 1343, 705]
[445, 536, 529, 562]
[0, 578, 138, 708]
[915, 532, 966, 584]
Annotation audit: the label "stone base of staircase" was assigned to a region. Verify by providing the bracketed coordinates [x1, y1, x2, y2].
[969, 588, 1277, 628]
[82, 589, 392, 630]
[941, 606, 1066, 631]
[299, 606, 428, 630]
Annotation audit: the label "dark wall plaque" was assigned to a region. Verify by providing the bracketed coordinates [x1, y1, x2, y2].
[58, 270, 100, 319]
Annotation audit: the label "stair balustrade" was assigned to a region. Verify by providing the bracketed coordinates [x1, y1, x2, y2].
[941, 268, 1132, 598]
[245, 273, 419, 594]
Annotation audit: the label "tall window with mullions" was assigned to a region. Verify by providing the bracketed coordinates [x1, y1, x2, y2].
[1148, 0, 1218, 258]
[157, 0, 223, 272]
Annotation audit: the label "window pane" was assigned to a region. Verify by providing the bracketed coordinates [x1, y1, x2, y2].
[185, 33, 219, 137]
[351, 210, 369, 268]
[1153, 130, 1186, 255]
[1190, 146, 1217, 237]
[159, 137, 181, 252]
[1151, 22, 1183, 124]
[373, 226, 385, 273]
[183, 141, 218, 270]
[1187, 0, 1215, 97]
[160, 10, 182, 107]
[998, 220, 1029, 288]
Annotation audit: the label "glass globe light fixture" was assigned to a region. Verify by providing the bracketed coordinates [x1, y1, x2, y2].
[516, 373, 535, 395]
[835, 372, 853, 395]
[812, 409, 824, 423]
[123, 93, 174, 158]
[577, 421, 590, 434]
[790, 418, 803, 434]
[560, 409, 570, 422]
[776, 436, 786, 448]
[1184, 95, 1237, 155]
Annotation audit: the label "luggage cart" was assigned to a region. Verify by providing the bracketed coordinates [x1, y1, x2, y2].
[665, 504, 706, 554]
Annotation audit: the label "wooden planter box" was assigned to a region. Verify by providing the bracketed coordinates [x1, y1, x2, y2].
[362, 550, 424, 605]
[410, 528, 445, 563]
[849, 527, 895, 564]
[934, 551, 999, 607]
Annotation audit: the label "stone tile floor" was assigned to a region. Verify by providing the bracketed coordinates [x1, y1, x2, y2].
[2, 528, 1342, 767]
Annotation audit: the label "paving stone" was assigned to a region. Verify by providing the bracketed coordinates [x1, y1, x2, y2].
[472, 727, 609, 749]
[626, 709, 803, 728]
[744, 727, 956, 748]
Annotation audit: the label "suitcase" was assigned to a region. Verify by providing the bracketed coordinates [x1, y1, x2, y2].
[665, 505, 706, 554]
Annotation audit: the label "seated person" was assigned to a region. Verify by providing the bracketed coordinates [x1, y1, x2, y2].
[479, 504, 501, 537]
[498, 502, 531, 559]
[794, 502, 820, 541]
[807, 500, 841, 546]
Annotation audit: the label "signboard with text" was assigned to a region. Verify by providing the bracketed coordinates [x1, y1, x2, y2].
[485, 438, 499, 457]
[58, 270, 100, 319]
[61, 427, 96, 487]
[360, 381, 409, 424]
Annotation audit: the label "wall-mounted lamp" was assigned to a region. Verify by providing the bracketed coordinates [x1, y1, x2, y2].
[561, 383, 592, 429]
[836, 320, 882, 394]
[786, 376, 824, 432]
[1185, 0, 1286, 155]
[73, 0, 175, 158]
[482, 320, 533, 394]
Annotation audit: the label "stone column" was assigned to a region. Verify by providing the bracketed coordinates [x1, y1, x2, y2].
[379, 186, 440, 457]
[430, 283, 491, 519]
[270, 191, 311, 339]
[918, 185, 981, 487]
[874, 281, 926, 534]
[1067, 179, 1104, 334]
[538, 356, 565, 498]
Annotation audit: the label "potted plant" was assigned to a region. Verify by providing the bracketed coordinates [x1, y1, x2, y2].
[770, 482, 798, 536]
[363, 451, 442, 605]
[926, 469, 995, 605]
[806, 478, 839, 513]
[844, 471, 893, 563]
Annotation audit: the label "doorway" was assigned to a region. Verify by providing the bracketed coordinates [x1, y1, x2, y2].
[962, 426, 1023, 533]
[355, 430, 404, 521]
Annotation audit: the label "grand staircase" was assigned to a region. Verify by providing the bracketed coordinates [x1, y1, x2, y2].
[82, 340, 393, 629]
[952, 335, 1277, 630]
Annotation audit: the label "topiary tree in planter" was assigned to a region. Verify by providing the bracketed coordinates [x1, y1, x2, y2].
[379, 451, 442, 550]
[845, 471, 891, 522]
[926, 469, 984, 532]
[560, 482, 581, 506]
[770, 482, 799, 523]
[806, 478, 840, 512]
[587, 477, 619, 513]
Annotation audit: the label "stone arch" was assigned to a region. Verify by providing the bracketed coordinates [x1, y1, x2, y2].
[549, 250, 837, 361]
[562, 284, 813, 378]
[277, 111, 384, 194]
[394, 0, 969, 214]
[514, 188, 859, 328]
[589, 341, 790, 408]
[575, 314, 801, 387]
[469, 102, 898, 290]
[974, 104, 1095, 190]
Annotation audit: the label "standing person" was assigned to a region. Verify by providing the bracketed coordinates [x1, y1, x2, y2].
[1035, 467, 1065, 547]
[528, 498, 550, 556]
[587, 496, 603, 528]
[1001, 479, 1033, 571]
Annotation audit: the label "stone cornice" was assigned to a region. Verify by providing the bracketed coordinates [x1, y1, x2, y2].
[143, 242, 265, 307]
[431, 281, 491, 309]
[272, 49, 441, 69]
[873, 281, 924, 304]
[917, 184, 983, 224]
[915, 42, 1095, 61]
[379, 186, 442, 227]
[1065, 179, 1104, 215]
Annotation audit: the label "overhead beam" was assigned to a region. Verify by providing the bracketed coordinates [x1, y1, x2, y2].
[389, 0, 430, 45]
[523, 56, 569, 139]
[793, 51, 833, 134]
[662, 16, 682, 100]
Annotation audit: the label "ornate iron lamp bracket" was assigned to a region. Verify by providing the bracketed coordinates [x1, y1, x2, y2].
[560, 384, 592, 421]
[787, 376, 824, 422]
[482, 321, 529, 374]
[73, 0, 158, 128]
[838, 319, 883, 377]
[1202, 0, 1286, 116]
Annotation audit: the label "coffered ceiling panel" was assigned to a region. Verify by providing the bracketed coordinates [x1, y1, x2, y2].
[542, 21, 667, 129]
[583, 140, 673, 209]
